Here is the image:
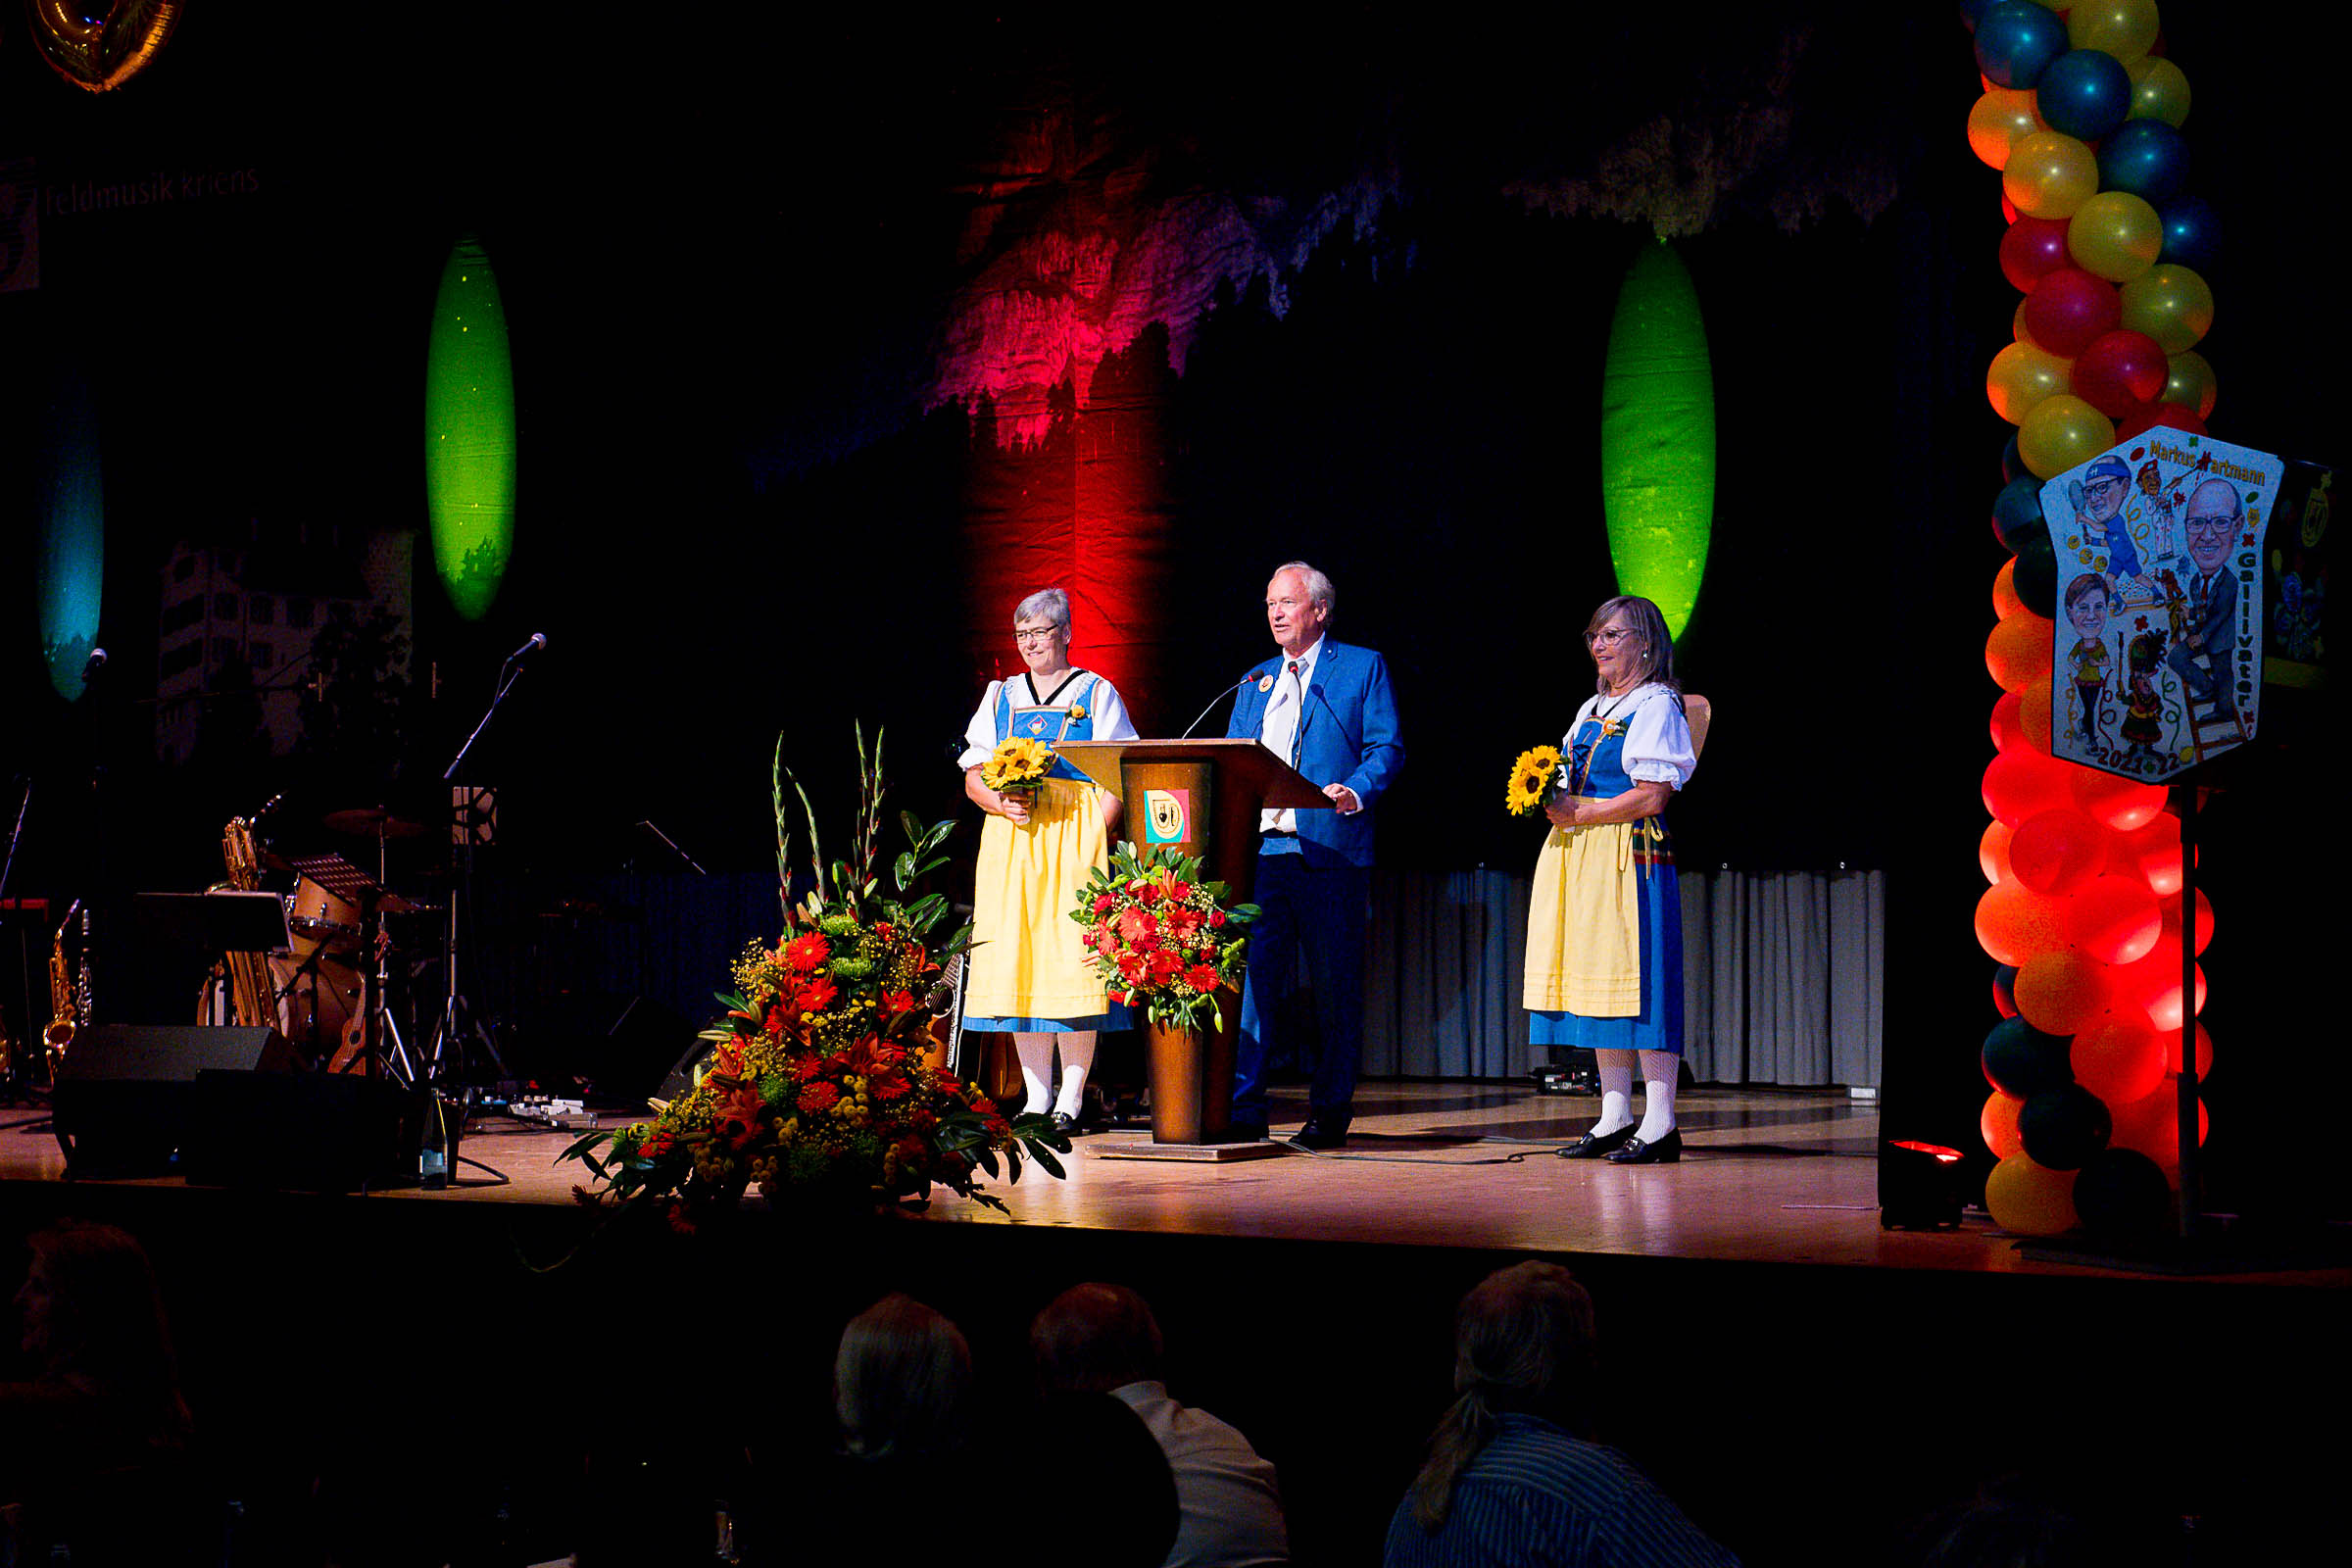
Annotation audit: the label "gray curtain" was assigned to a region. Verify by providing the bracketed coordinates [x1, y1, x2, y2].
[1361, 867, 1883, 1089]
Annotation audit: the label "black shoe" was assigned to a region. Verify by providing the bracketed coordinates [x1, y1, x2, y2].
[1293, 1117, 1349, 1151]
[1605, 1128, 1683, 1164]
[1557, 1123, 1638, 1159]
[1050, 1111, 1086, 1139]
[1225, 1119, 1270, 1144]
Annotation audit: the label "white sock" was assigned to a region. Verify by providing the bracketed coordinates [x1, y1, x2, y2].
[1053, 1030, 1097, 1120]
[1635, 1050, 1680, 1143]
[1012, 1032, 1055, 1114]
[1593, 1051, 1636, 1135]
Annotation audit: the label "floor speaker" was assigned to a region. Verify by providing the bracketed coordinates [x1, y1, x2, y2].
[181, 1070, 421, 1192]
[52, 1023, 300, 1175]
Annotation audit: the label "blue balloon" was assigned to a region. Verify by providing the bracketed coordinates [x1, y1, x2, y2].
[1974, 1, 2070, 88]
[2097, 120, 2190, 206]
[1992, 475, 2045, 550]
[2036, 49, 2133, 141]
[2001, 432, 2027, 485]
[1959, 0, 1999, 32]
[2159, 195, 2222, 273]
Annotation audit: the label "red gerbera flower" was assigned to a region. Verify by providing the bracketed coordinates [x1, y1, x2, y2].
[881, 989, 914, 1015]
[1185, 964, 1219, 991]
[785, 933, 831, 972]
[798, 1081, 841, 1114]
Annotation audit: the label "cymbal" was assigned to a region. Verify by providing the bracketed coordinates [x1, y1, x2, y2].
[323, 807, 430, 840]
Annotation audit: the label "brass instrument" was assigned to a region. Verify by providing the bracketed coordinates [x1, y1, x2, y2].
[213, 816, 281, 1031]
[43, 903, 79, 1077]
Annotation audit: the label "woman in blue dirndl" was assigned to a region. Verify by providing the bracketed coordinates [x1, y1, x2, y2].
[957, 588, 1139, 1135]
[1524, 595, 1697, 1165]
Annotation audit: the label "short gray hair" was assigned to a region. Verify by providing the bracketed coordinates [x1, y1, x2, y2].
[1015, 587, 1071, 635]
[1271, 561, 1335, 618]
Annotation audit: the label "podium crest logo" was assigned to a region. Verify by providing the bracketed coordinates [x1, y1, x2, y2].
[1143, 788, 1190, 845]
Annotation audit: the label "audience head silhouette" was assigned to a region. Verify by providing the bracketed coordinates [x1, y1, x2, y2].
[1412, 1260, 1597, 1529]
[1030, 1281, 1165, 1394]
[832, 1292, 972, 1460]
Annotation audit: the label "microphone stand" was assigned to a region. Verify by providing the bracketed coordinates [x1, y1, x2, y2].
[427, 657, 530, 1122]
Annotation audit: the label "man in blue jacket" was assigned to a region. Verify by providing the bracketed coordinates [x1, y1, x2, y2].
[1226, 562, 1405, 1149]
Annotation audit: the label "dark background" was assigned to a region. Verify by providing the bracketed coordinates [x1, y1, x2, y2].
[2, 8, 2342, 1208]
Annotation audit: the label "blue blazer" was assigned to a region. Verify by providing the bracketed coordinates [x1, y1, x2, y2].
[1227, 639, 1405, 869]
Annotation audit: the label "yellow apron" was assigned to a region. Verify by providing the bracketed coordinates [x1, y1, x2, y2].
[966, 776, 1115, 1020]
[1522, 804, 1647, 1017]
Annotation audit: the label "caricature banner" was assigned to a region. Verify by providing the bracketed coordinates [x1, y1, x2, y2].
[2040, 432, 2278, 781]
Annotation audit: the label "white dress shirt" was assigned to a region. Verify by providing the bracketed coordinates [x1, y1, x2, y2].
[1257, 635, 1325, 834]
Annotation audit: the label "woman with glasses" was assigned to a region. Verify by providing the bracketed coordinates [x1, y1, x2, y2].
[1527, 595, 1698, 1165]
[957, 588, 1140, 1135]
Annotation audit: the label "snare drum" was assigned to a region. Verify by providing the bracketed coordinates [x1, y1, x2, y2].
[285, 875, 361, 952]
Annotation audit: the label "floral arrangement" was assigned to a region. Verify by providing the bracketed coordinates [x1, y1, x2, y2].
[561, 730, 1065, 1227]
[980, 736, 1054, 798]
[1504, 744, 1564, 817]
[1069, 843, 1256, 1033]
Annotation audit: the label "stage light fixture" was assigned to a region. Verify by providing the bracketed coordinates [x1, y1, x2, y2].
[1880, 1139, 1971, 1230]
[1599, 240, 1714, 638]
[38, 367, 105, 702]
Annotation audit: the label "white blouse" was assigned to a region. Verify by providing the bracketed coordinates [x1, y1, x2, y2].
[1564, 683, 1696, 791]
[956, 670, 1139, 770]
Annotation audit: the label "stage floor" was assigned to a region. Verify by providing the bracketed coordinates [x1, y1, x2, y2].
[16, 1080, 2342, 1283]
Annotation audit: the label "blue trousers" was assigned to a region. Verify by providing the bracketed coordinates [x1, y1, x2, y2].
[1235, 847, 1369, 1125]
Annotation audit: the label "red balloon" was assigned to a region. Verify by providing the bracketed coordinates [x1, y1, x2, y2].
[2022, 269, 2123, 357]
[2110, 1083, 2207, 1169]
[1984, 750, 2077, 827]
[2116, 401, 2207, 440]
[2108, 811, 2189, 894]
[2112, 934, 2205, 1030]
[2069, 768, 2169, 831]
[2010, 807, 2112, 895]
[2161, 888, 2215, 956]
[1992, 559, 2026, 618]
[2000, 216, 2074, 292]
[2070, 329, 2171, 417]
[2066, 873, 2162, 964]
[2072, 1013, 2167, 1105]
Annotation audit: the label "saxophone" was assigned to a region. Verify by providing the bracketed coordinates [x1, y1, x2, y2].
[43, 903, 79, 1077]
[215, 816, 280, 1031]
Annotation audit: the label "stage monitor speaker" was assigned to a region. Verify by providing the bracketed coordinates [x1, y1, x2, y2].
[52, 1023, 300, 1176]
[180, 1070, 421, 1192]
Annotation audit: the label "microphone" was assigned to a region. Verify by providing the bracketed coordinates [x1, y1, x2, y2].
[82, 648, 108, 680]
[504, 632, 548, 666]
[1179, 669, 1264, 740]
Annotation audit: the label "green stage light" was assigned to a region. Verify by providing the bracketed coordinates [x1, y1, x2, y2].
[38, 372, 104, 702]
[1599, 240, 1714, 638]
[424, 235, 515, 620]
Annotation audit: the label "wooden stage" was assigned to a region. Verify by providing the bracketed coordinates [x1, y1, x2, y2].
[6, 1081, 2349, 1565]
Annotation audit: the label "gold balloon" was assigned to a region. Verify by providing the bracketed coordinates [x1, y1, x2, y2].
[1987, 340, 2075, 424]
[2128, 56, 2191, 126]
[2164, 349, 2218, 419]
[1969, 88, 2046, 172]
[26, 1, 182, 91]
[2069, 0, 2160, 63]
[2018, 395, 2117, 479]
[2067, 191, 2163, 283]
[2002, 131, 2100, 220]
[2121, 264, 2215, 355]
[1985, 1153, 2080, 1236]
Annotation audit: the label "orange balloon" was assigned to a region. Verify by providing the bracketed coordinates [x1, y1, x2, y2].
[2072, 1012, 2167, 1104]
[2014, 949, 2112, 1034]
[1984, 749, 2075, 827]
[1975, 879, 2072, 967]
[1969, 86, 2047, 171]
[2069, 768, 2169, 831]
[1981, 819, 2017, 884]
[1992, 559, 2027, 619]
[1986, 612, 2057, 693]
[1984, 1152, 2079, 1235]
[2066, 873, 2162, 964]
[2110, 1083, 2208, 1170]
[2018, 682, 2054, 754]
[1982, 1091, 2027, 1159]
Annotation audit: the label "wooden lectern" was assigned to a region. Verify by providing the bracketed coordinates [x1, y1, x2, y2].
[1055, 738, 1330, 1152]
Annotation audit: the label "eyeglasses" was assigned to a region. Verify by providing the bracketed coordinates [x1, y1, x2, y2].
[2183, 516, 2237, 539]
[1586, 628, 1641, 649]
[1013, 627, 1062, 645]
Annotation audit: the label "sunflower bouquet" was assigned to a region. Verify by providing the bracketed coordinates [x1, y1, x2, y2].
[981, 736, 1055, 800]
[1504, 744, 1564, 817]
[560, 730, 1066, 1227]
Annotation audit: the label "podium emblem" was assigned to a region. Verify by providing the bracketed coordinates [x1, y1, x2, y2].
[1143, 788, 1190, 845]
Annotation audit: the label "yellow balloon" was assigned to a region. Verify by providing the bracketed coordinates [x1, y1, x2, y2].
[2066, 191, 2163, 283]
[2128, 55, 2190, 126]
[2164, 349, 2218, 418]
[1986, 340, 2075, 424]
[2121, 264, 2215, 355]
[2069, 0, 2160, 63]
[2011, 299, 2043, 352]
[1969, 87, 2046, 171]
[2018, 394, 2116, 479]
[1985, 1152, 2080, 1236]
[2002, 131, 2100, 220]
